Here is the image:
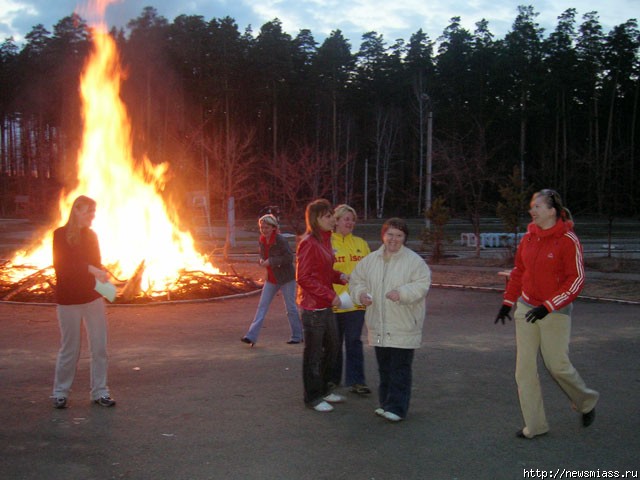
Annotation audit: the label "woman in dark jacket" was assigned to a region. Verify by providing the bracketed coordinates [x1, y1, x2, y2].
[296, 199, 346, 412]
[52, 195, 116, 409]
[241, 214, 302, 346]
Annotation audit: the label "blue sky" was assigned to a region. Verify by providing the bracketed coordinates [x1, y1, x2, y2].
[1, 0, 638, 47]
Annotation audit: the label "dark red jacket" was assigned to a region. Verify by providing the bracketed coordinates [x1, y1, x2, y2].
[296, 230, 344, 310]
[504, 219, 585, 312]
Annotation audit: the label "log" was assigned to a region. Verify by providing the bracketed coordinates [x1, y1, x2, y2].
[120, 260, 145, 302]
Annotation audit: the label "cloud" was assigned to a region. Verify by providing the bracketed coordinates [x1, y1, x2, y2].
[2, 0, 638, 46]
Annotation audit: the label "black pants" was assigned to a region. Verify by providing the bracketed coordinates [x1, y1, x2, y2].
[301, 308, 339, 406]
[375, 347, 415, 418]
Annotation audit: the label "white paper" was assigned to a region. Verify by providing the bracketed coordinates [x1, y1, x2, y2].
[95, 280, 117, 303]
[338, 291, 354, 310]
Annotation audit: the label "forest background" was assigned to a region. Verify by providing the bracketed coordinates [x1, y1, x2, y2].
[0, 4, 638, 233]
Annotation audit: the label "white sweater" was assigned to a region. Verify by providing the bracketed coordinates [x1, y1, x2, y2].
[349, 245, 431, 349]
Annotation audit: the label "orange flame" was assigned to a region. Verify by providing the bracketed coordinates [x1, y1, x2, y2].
[10, 0, 219, 293]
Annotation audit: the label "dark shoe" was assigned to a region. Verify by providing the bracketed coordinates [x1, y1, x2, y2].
[286, 340, 301, 344]
[350, 384, 372, 395]
[94, 395, 116, 407]
[240, 337, 255, 347]
[53, 397, 67, 409]
[582, 408, 596, 427]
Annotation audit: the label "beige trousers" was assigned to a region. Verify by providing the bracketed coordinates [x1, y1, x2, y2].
[53, 297, 110, 400]
[514, 301, 599, 437]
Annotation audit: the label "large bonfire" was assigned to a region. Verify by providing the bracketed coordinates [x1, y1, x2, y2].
[1, 0, 256, 303]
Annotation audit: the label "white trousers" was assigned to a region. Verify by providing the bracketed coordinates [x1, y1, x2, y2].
[515, 301, 599, 436]
[52, 298, 110, 400]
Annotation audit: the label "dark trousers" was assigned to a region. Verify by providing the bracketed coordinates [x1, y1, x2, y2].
[302, 308, 339, 406]
[331, 310, 366, 386]
[375, 347, 415, 418]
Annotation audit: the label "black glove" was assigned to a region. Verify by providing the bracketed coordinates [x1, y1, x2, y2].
[525, 305, 549, 323]
[495, 305, 512, 324]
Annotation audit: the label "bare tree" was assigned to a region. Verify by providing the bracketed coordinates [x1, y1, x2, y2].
[439, 123, 498, 257]
[262, 144, 343, 234]
[206, 127, 257, 257]
[373, 106, 400, 219]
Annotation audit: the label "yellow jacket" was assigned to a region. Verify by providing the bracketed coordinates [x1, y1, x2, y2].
[331, 232, 370, 313]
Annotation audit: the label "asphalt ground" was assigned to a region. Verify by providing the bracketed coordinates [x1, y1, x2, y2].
[1, 286, 639, 480]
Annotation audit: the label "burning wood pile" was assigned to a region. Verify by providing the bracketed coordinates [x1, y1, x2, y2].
[1, 2, 262, 305]
[0, 261, 260, 304]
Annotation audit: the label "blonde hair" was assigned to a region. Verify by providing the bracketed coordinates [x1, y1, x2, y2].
[259, 214, 278, 228]
[65, 195, 96, 245]
[334, 204, 357, 222]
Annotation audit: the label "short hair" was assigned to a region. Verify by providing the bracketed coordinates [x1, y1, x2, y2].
[259, 214, 278, 228]
[381, 217, 409, 244]
[334, 204, 357, 222]
[305, 199, 333, 240]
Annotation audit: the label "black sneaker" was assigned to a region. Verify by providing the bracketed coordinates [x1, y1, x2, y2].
[53, 397, 67, 409]
[94, 395, 116, 407]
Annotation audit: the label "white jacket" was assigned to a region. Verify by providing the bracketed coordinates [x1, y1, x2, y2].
[349, 245, 431, 349]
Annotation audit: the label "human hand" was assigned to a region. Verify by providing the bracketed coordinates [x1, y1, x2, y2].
[525, 305, 549, 323]
[359, 293, 373, 306]
[385, 290, 400, 302]
[331, 294, 342, 308]
[494, 305, 512, 324]
[89, 265, 109, 283]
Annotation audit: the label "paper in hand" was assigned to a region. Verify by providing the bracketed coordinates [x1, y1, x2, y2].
[338, 291, 354, 310]
[95, 279, 117, 303]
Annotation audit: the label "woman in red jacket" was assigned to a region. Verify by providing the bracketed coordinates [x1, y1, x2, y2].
[495, 189, 599, 439]
[296, 199, 347, 412]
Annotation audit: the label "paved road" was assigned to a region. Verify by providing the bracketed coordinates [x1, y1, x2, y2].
[1, 288, 638, 480]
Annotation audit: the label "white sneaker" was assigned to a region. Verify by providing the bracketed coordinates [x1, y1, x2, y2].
[313, 401, 334, 412]
[383, 411, 403, 422]
[374, 408, 385, 417]
[323, 393, 346, 403]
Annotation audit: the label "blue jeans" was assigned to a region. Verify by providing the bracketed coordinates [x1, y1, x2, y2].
[245, 280, 302, 343]
[375, 347, 415, 418]
[301, 308, 339, 406]
[331, 310, 366, 386]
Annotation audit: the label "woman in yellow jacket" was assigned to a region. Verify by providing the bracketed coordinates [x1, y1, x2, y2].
[330, 204, 371, 394]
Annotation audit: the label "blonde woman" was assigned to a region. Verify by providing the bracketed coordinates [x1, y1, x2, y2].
[52, 195, 115, 409]
[330, 204, 371, 394]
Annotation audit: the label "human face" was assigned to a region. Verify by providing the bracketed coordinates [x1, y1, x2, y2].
[383, 227, 406, 254]
[76, 204, 96, 228]
[317, 211, 335, 232]
[529, 194, 557, 229]
[259, 221, 275, 237]
[335, 212, 355, 236]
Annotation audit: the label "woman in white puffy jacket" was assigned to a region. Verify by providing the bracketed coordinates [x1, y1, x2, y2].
[349, 218, 431, 422]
